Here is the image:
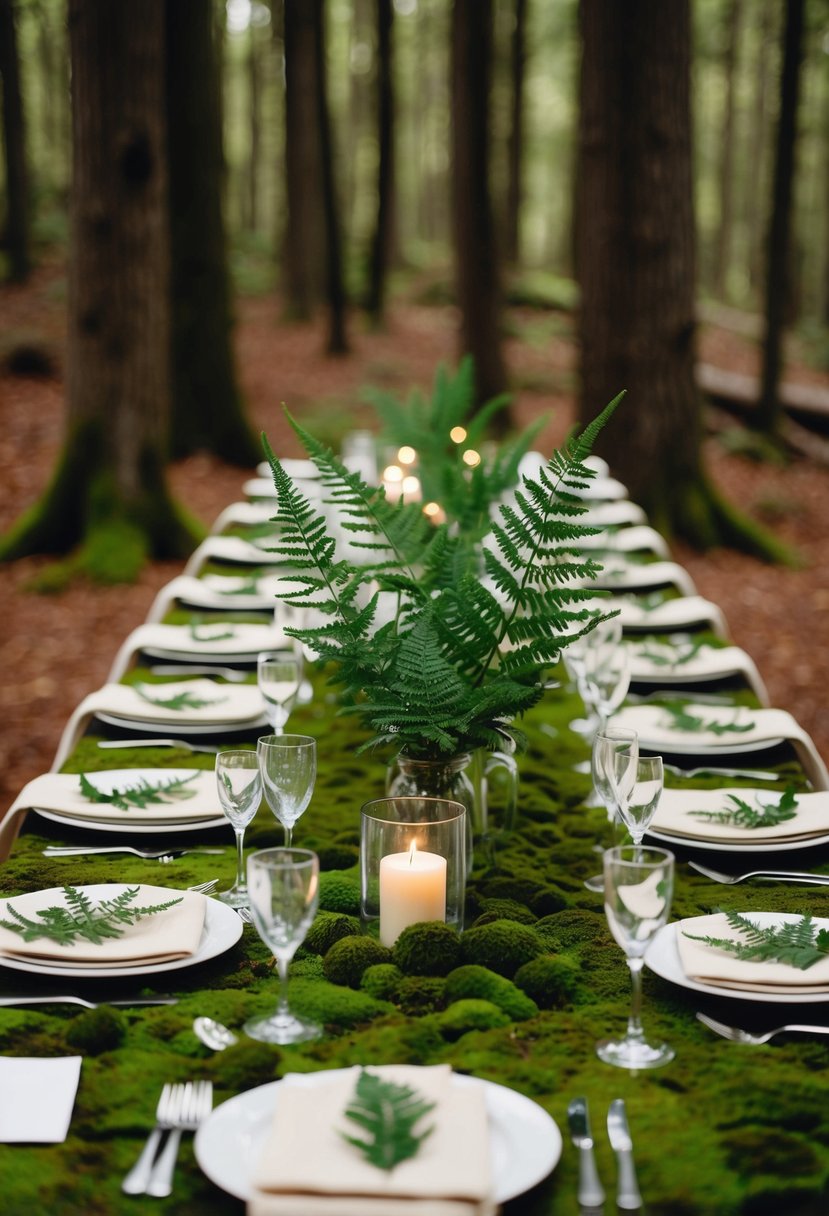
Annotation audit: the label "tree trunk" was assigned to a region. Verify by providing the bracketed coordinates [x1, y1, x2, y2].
[755, 0, 805, 436]
[745, 0, 775, 296]
[450, 0, 509, 416]
[165, 0, 258, 465]
[312, 0, 348, 354]
[713, 0, 742, 301]
[247, 15, 261, 232]
[504, 0, 527, 265]
[282, 0, 326, 318]
[0, 0, 30, 281]
[365, 0, 394, 325]
[1, 0, 193, 577]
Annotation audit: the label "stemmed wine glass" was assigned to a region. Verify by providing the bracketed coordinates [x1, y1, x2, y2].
[257, 649, 302, 735]
[584, 727, 638, 893]
[243, 847, 321, 1044]
[579, 640, 631, 735]
[566, 615, 623, 737]
[257, 734, 317, 847]
[215, 750, 262, 908]
[598, 845, 675, 1070]
[617, 755, 664, 850]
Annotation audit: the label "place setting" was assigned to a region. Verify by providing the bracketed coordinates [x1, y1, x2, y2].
[107, 620, 285, 679]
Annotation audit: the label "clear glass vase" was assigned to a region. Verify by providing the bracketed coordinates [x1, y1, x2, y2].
[386, 750, 518, 865]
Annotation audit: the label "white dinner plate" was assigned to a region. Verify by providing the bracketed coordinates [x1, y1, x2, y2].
[646, 915, 829, 1004]
[647, 826, 829, 854]
[31, 768, 227, 836]
[95, 710, 268, 736]
[194, 1071, 562, 1205]
[0, 893, 242, 980]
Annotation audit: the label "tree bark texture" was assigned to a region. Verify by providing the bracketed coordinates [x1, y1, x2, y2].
[365, 0, 394, 323]
[451, 0, 508, 414]
[283, 0, 326, 317]
[576, 0, 703, 535]
[504, 0, 527, 265]
[713, 0, 743, 300]
[0, 0, 30, 281]
[311, 0, 348, 354]
[756, 0, 805, 434]
[165, 0, 258, 464]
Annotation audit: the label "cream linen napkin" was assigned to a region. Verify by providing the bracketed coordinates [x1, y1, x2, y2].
[578, 525, 670, 558]
[652, 788, 829, 844]
[572, 560, 698, 597]
[676, 912, 829, 995]
[248, 1065, 497, 1216]
[0, 883, 206, 967]
[0, 1056, 82, 1142]
[51, 680, 266, 770]
[108, 622, 281, 679]
[183, 535, 291, 577]
[612, 704, 829, 792]
[146, 573, 289, 621]
[626, 642, 769, 703]
[2, 769, 221, 828]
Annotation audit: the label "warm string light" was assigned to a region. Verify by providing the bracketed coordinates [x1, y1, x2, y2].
[449, 426, 467, 444]
[397, 445, 417, 466]
[462, 448, 481, 468]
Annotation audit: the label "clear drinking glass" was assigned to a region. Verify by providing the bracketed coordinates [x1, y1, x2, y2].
[580, 641, 631, 734]
[567, 615, 623, 737]
[584, 727, 638, 892]
[257, 649, 302, 735]
[215, 750, 262, 908]
[244, 848, 321, 1044]
[257, 733, 317, 847]
[598, 845, 675, 1070]
[618, 754, 664, 848]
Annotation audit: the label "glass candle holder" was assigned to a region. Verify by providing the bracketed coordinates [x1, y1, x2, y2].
[360, 797, 466, 947]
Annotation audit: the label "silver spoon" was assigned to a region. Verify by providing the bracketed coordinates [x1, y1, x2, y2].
[193, 1016, 239, 1051]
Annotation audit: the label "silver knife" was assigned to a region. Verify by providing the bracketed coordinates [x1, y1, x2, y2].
[567, 1096, 605, 1208]
[607, 1099, 642, 1210]
[0, 995, 178, 1008]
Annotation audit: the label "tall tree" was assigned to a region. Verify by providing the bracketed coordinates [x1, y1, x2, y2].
[282, 0, 326, 318]
[0, 0, 30, 281]
[0, 0, 193, 577]
[576, 0, 783, 557]
[450, 0, 509, 414]
[164, 0, 258, 464]
[311, 0, 348, 354]
[755, 0, 806, 436]
[504, 0, 527, 265]
[713, 0, 743, 301]
[365, 0, 395, 324]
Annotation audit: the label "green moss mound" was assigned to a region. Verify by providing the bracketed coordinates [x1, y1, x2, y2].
[513, 954, 583, 1009]
[534, 908, 606, 952]
[397, 976, 447, 1016]
[436, 999, 511, 1039]
[471, 898, 537, 926]
[289, 977, 390, 1028]
[290, 954, 326, 980]
[445, 964, 538, 1020]
[317, 871, 361, 916]
[460, 918, 545, 978]
[65, 1006, 127, 1055]
[392, 922, 463, 976]
[213, 1041, 281, 1091]
[360, 963, 404, 1001]
[305, 910, 362, 955]
[316, 844, 360, 870]
[323, 935, 392, 988]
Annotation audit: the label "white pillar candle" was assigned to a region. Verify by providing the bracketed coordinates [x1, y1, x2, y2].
[379, 841, 447, 947]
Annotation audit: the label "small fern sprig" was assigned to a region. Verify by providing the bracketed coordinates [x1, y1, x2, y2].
[661, 704, 755, 735]
[0, 886, 184, 946]
[684, 910, 829, 971]
[340, 1068, 435, 1171]
[134, 686, 228, 712]
[689, 787, 798, 829]
[79, 771, 200, 812]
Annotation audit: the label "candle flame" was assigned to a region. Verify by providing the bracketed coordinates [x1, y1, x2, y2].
[407, 840, 418, 865]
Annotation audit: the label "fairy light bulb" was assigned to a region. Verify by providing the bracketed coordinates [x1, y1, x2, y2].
[397, 445, 417, 466]
[450, 426, 467, 444]
[462, 448, 481, 468]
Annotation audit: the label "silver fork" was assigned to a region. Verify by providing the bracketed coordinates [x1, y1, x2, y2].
[0, 995, 178, 1009]
[122, 1083, 179, 1195]
[146, 1080, 213, 1197]
[688, 861, 829, 886]
[696, 1012, 829, 1045]
[42, 845, 225, 861]
[97, 738, 221, 754]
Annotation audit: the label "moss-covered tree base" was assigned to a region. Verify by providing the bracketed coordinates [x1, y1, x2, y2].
[0, 420, 203, 583]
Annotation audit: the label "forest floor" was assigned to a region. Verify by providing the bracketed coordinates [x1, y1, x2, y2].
[1, 259, 828, 810]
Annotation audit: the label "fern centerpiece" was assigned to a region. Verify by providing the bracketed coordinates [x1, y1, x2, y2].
[260, 392, 622, 786]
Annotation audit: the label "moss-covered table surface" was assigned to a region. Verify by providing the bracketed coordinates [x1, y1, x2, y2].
[2, 675, 829, 1216]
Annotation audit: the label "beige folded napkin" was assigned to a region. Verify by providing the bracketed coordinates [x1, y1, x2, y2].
[652, 787, 829, 844]
[0, 883, 206, 967]
[578, 525, 669, 558]
[146, 573, 288, 621]
[626, 642, 769, 703]
[612, 704, 829, 791]
[108, 622, 282, 679]
[676, 912, 829, 994]
[248, 1065, 496, 1216]
[51, 680, 266, 771]
[570, 594, 729, 637]
[573, 560, 698, 597]
[183, 535, 292, 577]
[4, 769, 221, 827]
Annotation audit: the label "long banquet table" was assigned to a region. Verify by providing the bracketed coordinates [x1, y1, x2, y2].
[2, 496, 829, 1215]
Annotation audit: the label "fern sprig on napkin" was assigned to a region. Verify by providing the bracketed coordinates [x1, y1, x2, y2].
[639, 639, 707, 667]
[688, 787, 798, 829]
[661, 703, 755, 736]
[684, 910, 829, 971]
[341, 1069, 436, 1171]
[134, 686, 228, 712]
[0, 886, 183, 946]
[79, 771, 199, 812]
